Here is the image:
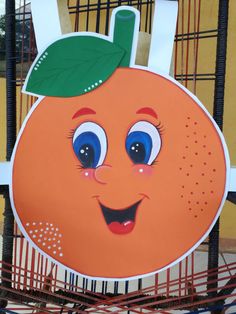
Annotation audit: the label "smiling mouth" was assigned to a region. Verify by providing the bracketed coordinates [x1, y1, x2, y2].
[99, 200, 142, 235]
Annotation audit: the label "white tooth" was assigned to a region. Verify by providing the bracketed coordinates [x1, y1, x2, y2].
[124, 221, 131, 227]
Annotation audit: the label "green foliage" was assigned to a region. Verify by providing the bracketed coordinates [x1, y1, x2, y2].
[0, 14, 32, 61]
[0, 15, 5, 32]
[0, 15, 5, 60]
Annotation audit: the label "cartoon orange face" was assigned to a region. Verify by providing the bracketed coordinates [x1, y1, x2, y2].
[11, 68, 228, 279]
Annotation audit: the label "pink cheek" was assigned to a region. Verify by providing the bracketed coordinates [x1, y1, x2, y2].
[81, 169, 95, 180]
[132, 164, 153, 176]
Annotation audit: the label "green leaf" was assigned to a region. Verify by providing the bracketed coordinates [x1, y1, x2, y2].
[25, 36, 125, 97]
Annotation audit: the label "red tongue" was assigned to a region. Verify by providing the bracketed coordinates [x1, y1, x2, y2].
[108, 221, 135, 234]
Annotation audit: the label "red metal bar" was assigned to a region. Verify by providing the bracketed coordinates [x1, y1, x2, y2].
[53, 264, 58, 293]
[13, 223, 17, 289]
[185, 0, 191, 88]
[193, 0, 201, 94]
[166, 269, 170, 297]
[29, 247, 35, 288]
[23, 241, 29, 289]
[174, 1, 179, 77]
[179, 261, 182, 297]
[155, 273, 158, 295]
[17, 232, 24, 290]
[92, 267, 236, 310]
[181, 0, 185, 84]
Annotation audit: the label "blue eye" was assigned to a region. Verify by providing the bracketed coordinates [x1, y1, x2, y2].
[73, 122, 107, 168]
[126, 121, 161, 165]
[126, 132, 152, 164]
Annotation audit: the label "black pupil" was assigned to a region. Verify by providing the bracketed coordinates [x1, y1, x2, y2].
[79, 144, 95, 168]
[129, 142, 146, 163]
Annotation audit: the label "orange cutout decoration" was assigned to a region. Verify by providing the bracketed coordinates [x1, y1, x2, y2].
[12, 68, 229, 279]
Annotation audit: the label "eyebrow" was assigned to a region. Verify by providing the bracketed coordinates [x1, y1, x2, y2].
[136, 107, 158, 119]
[72, 107, 96, 119]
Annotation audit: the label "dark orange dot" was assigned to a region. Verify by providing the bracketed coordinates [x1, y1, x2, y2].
[195, 140, 198, 144]
[196, 201, 199, 204]
[210, 180, 213, 183]
[204, 202, 208, 205]
[194, 122, 198, 125]
[185, 146, 189, 149]
[211, 191, 214, 194]
[190, 192, 194, 195]
[188, 201, 191, 204]
[213, 169, 216, 172]
[194, 132, 197, 135]
[187, 117, 190, 120]
[183, 156, 186, 159]
[201, 173, 205, 176]
[181, 195, 184, 198]
[203, 162, 207, 165]
[196, 182, 199, 185]
[202, 192, 205, 195]
[201, 209, 204, 211]
[189, 208, 192, 211]
[179, 167, 182, 170]
[182, 185, 185, 188]
[203, 145, 206, 148]
[190, 164, 193, 168]
[194, 215, 198, 218]
[208, 152, 212, 155]
[195, 152, 198, 156]
[187, 173, 190, 176]
[185, 125, 189, 128]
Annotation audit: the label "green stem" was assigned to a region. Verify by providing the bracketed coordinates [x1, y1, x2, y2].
[113, 9, 136, 67]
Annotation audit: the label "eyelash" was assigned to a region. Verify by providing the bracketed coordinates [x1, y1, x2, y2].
[150, 121, 164, 167]
[68, 129, 86, 171]
[67, 128, 75, 140]
[155, 121, 165, 136]
[151, 160, 158, 166]
[76, 164, 86, 171]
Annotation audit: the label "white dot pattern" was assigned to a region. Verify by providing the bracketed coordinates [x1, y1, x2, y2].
[25, 222, 63, 258]
[34, 51, 48, 71]
[83, 79, 103, 93]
